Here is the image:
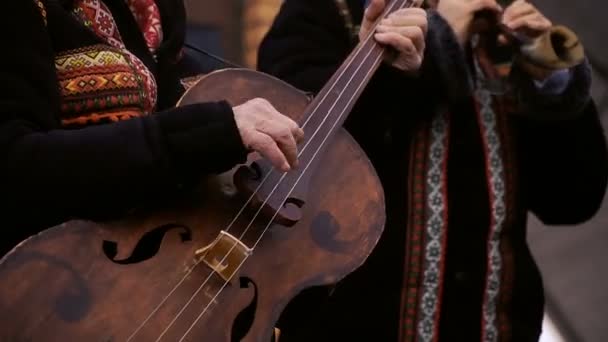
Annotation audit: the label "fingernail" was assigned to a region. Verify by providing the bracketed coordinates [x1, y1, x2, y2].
[282, 162, 291, 172]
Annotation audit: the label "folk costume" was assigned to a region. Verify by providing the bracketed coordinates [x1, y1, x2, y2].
[0, 0, 247, 255]
[257, 0, 608, 341]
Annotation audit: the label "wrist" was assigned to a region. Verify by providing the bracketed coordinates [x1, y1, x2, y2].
[156, 102, 248, 178]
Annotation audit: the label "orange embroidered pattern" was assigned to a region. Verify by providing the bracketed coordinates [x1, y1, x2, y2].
[55, 45, 148, 127]
[72, 0, 158, 113]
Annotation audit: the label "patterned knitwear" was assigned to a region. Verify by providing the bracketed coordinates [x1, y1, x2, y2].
[1, 0, 252, 258]
[125, 0, 163, 55]
[56, 0, 163, 127]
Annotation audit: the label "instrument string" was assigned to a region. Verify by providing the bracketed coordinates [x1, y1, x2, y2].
[173, 43, 381, 342]
[128, 0, 410, 340]
[127, 32, 364, 341]
[176, 0, 416, 338]
[127, 28, 378, 340]
[179, 51, 387, 342]
[168, 0, 411, 338]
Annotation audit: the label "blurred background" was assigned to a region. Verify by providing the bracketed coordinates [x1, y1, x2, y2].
[184, 1, 607, 341]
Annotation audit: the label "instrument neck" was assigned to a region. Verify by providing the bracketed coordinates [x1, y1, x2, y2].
[296, 0, 413, 167]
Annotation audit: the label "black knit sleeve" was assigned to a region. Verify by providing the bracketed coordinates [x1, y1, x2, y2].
[517, 99, 608, 225]
[0, 0, 247, 230]
[257, 0, 353, 94]
[510, 60, 593, 121]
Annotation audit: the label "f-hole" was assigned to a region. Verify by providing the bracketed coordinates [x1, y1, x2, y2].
[231, 277, 258, 342]
[102, 223, 192, 264]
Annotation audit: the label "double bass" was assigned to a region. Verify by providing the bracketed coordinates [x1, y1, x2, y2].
[0, 0, 419, 340]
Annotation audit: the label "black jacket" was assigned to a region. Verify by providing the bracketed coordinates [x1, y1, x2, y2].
[0, 0, 247, 253]
[257, 0, 608, 341]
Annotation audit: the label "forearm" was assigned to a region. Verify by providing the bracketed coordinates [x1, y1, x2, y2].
[1, 102, 246, 222]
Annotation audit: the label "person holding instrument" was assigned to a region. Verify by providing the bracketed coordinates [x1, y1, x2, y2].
[0, 0, 309, 256]
[0, 0, 436, 338]
[258, 0, 608, 341]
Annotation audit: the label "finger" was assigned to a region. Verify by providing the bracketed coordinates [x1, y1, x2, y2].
[260, 103, 305, 144]
[510, 0, 528, 6]
[504, 0, 534, 13]
[374, 32, 416, 55]
[502, 2, 535, 23]
[506, 13, 551, 32]
[523, 17, 552, 34]
[384, 10, 428, 34]
[250, 132, 291, 172]
[362, 0, 386, 34]
[265, 128, 298, 170]
[281, 117, 304, 144]
[277, 131, 299, 169]
[505, 0, 530, 11]
[469, 0, 502, 13]
[388, 7, 427, 20]
[256, 118, 299, 169]
[376, 25, 425, 52]
[293, 127, 305, 144]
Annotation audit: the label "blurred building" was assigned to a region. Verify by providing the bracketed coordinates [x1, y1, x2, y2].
[183, 0, 281, 68]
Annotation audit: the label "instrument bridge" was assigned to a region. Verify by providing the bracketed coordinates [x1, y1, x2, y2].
[195, 231, 253, 282]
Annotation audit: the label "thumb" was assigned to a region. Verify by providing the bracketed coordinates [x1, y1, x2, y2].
[361, 0, 386, 35]
[469, 0, 502, 13]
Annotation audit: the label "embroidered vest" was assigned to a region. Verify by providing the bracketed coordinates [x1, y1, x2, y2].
[35, 0, 163, 128]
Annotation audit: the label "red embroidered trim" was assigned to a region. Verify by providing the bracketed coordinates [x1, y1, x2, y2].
[125, 0, 164, 55]
[474, 46, 514, 342]
[401, 125, 430, 342]
[400, 112, 451, 342]
[62, 110, 143, 127]
[72, 0, 158, 114]
[495, 94, 517, 342]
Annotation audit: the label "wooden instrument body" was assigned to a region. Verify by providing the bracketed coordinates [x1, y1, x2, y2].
[0, 69, 385, 342]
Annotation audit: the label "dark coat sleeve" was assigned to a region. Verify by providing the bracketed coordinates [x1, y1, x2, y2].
[511, 60, 593, 121]
[506, 42, 608, 225]
[257, 0, 353, 95]
[428, 8, 608, 226]
[0, 0, 247, 228]
[517, 87, 608, 225]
